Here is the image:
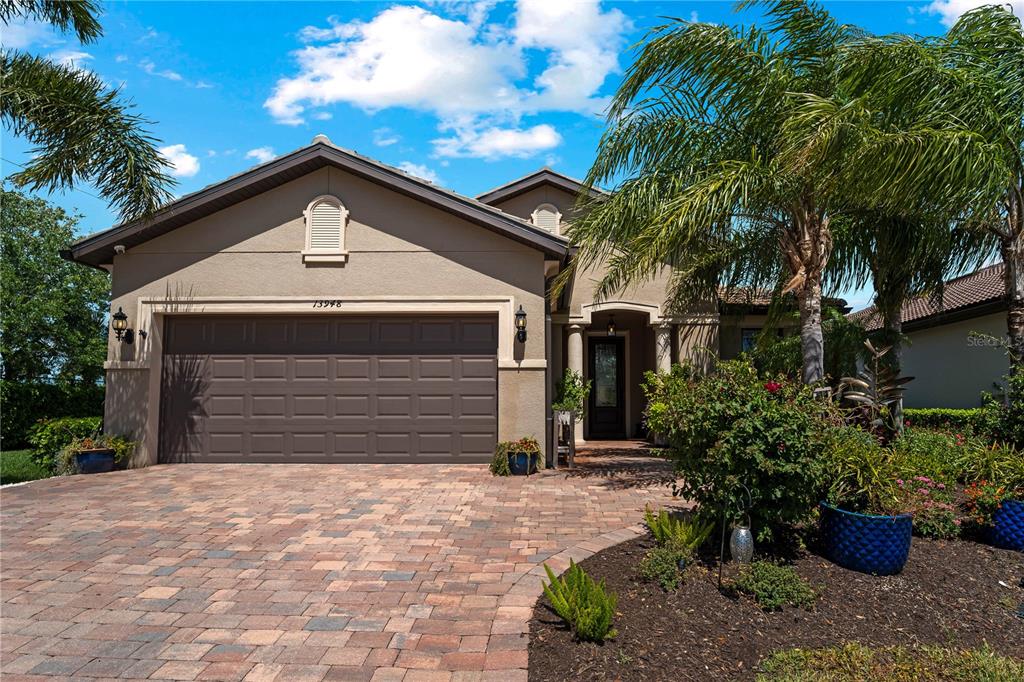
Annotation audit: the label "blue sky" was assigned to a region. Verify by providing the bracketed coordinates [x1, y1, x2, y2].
[2, 0, 1012, 309]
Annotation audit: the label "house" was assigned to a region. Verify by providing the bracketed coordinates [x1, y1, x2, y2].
[851, 263, 1009, 408]
[65, 136, 781, 466]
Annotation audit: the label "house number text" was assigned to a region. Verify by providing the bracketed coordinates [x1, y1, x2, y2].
[312, 300, 344, 308]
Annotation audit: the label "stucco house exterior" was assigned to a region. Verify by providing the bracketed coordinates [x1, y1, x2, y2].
[852, 263, 1009, 409]
[65, 136, 776, 467]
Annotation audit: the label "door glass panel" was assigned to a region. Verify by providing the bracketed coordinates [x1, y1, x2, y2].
[594, 342, 618, 407]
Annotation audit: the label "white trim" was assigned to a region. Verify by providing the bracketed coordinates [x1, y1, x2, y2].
[531, 203, 562, 234]
[575, 301, 662, 325]
[302, 194, 349, 264]
[583, 329, 632, 439]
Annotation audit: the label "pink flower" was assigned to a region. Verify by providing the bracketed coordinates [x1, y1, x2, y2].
[764, 381, 782, 393]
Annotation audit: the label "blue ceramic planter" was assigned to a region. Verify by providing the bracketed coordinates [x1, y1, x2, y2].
[820, 502, 912, 576]
[74, 449, 114, 474]
[507, 452, 538, 476]
[990, 498, 1024, 552]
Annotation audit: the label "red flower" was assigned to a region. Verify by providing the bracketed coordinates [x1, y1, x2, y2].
[764, 381, 782, 393]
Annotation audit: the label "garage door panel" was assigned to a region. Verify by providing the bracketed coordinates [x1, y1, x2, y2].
[160, 315, 498, 463]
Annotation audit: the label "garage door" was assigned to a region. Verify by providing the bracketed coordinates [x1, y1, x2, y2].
[159, 315, 498, 463]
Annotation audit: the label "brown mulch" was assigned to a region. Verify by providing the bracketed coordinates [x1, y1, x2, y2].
[528, 535, 1024, 681]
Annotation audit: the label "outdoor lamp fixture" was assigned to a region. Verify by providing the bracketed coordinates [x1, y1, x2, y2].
[514, 305, 528, 343]
[110, 307, 145, 344]
[607, 315, 616, 336]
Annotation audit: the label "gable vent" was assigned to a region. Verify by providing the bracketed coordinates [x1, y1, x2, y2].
[532, 205, 560, 233]
[309, 201, 342, 250]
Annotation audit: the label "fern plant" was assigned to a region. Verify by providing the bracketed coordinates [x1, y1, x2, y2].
[542, 560, 617, 642]
[644, 506, 714, 553]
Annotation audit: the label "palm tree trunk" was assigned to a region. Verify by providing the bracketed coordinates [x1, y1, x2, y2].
[884, 315, 904, 432]
[797, 278, 825, 384]
[1001, 234, 1024, 375]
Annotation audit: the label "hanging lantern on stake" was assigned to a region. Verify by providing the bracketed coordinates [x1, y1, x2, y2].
[729, 484, 755, 563]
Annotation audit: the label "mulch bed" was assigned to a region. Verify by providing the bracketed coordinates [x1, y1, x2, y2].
[529, 535, 1024, 681]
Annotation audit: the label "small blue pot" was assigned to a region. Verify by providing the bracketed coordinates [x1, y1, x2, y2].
[820, 502, 912, 576]
[74, 449, 115, 474]
[507, 452, 538, 476]
[990, 498, 1024, 552]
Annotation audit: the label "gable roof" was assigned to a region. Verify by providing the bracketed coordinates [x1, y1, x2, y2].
[64, 137, 570, 268]
[850, 263, 1006, 332]
[476, 168, 605, 205]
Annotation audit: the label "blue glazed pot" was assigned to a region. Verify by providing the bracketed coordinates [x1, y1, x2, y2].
[819, 502, 912, 576]
[507, 452, 538, 476]
[990, 499, 1024, 552]
[74, 449, 115, 474]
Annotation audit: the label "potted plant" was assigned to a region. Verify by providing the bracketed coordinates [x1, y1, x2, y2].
[821, 426, 912, 575]
[552, 369, 591, 419]
[965, 480, 1024, 551]
[490, 437, 542, 476]
[59, 433, 137, 475]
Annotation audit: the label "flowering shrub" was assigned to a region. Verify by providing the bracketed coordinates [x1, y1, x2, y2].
[890, 428, 982, 487]
[963, 480, 1012, 526]
[644, 360, 839, 541]
[898, 476, 960, 539]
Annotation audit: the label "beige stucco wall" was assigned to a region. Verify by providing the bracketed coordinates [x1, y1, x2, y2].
[900, 312, 1008, 408]
[104, 165, 549, 465]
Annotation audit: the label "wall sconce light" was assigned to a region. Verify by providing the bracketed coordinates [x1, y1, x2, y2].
[607, 315, 616, 337]
[110, 306, 146, 344]
[514, 305, 527, 343]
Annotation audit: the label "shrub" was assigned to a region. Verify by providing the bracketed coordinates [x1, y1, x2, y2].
[27, 416, 102, 473]
[964, 480, 1018, 527]
[542, 560, 617, 641]
[647, 360, 838, 541]
[890, 428, 975, 487]
[0, 380, 104, 449]
[644, 506, 714, 552]
[552, 369, 591, 415]
[823, 424, 902, 514]
[902, 408, 983, 433]
[57, 433, 137, 475]
[733, 560, 816, 611]
[977, 371, 1024, 449]
[490, 437, 541, 476]
[957, 442, 1024, 490]
[638, 545, 689, 591]
[897, 476, 960, 539]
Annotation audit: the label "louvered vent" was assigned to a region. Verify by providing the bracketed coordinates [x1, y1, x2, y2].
[533, 206, 559, 232]
[309, 201, 342, 250]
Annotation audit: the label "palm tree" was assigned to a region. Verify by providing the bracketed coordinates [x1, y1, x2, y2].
[1, 0, 173, 220]
[562, 0, 851, 384]
[786, 5, 1022, 372]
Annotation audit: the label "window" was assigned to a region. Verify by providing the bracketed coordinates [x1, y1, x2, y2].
[531, 203, 561, 233]
[303, 195, 348, 264]
[741, 328, 759, 353]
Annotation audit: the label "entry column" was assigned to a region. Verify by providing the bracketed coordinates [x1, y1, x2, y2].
[655, 322, 673, 374]
[567, 324, 585, 442]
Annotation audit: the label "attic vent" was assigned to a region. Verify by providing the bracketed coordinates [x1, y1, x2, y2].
[531, 204, 561, 233]
[303, 196, 349, 264]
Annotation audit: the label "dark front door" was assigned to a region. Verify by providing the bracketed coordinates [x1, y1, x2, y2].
[587, 335, 626, 439]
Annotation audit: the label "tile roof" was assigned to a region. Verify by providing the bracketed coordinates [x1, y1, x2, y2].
[850, 263, 1006, 331]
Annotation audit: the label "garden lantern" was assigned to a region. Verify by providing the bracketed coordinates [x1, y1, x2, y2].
[514, 305, 527, 343]
[607, 315, 616, 336]
[729, 523, 754, 563]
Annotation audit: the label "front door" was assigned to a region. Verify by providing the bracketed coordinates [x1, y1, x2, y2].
[587, 336, 626, 439]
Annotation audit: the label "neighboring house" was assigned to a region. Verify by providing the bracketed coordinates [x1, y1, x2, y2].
[65, 136, 784, 466]
[851, 263, 1009, 409]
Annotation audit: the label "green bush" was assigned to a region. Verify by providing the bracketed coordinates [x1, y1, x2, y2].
[56, 433, 137, 475]
[824, 424, 902, 514]
[27, 416, 102, 473]
[542, 560, 617, 641]
[902, 408, 982, 433]
[958, 441, 1024, 490]
[0, 380, 104, 449]
[552, 369, 591, 415]
[890, 428, 975, 487]
[897, 477, 960, 539]
[977, 371, 1024, 449]
[644, 506, 714, 552]
[638, 545, 689, 591]
[646, 360, 839, 541]
[734, 560, 816, 611]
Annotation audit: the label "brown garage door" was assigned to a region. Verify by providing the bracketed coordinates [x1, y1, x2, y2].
[159, 315, 498, 463]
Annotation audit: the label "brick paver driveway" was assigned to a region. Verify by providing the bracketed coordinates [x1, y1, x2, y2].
[1, 455, 675, 681]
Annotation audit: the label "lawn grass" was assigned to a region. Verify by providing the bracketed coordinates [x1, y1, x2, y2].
[758, 642, 1024, 681]
[0, 449, 49, 485]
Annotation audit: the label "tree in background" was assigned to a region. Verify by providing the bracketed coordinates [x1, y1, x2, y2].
[562, 0, 852, 385]
[1, 188, 108, 384]
[1, 0, 174, 221]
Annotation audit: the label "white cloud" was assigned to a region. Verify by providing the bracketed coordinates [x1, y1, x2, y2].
[397, 161, 443, 184]
[159, 144, 200, 178]
[245, 147, 277, 164]
[1, 18, 60, 49]
[140, 58, 183, 81]
[925, 0, 1024, 26]
[312, 111, 333, 120]
[265, 0, 628, 158]
[115, 54, 129, 63]
[48, 49, 93, 69]
[373, 127, 401, 146]
[194, 80, 214, 89]
[432, 123, 561, 159]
